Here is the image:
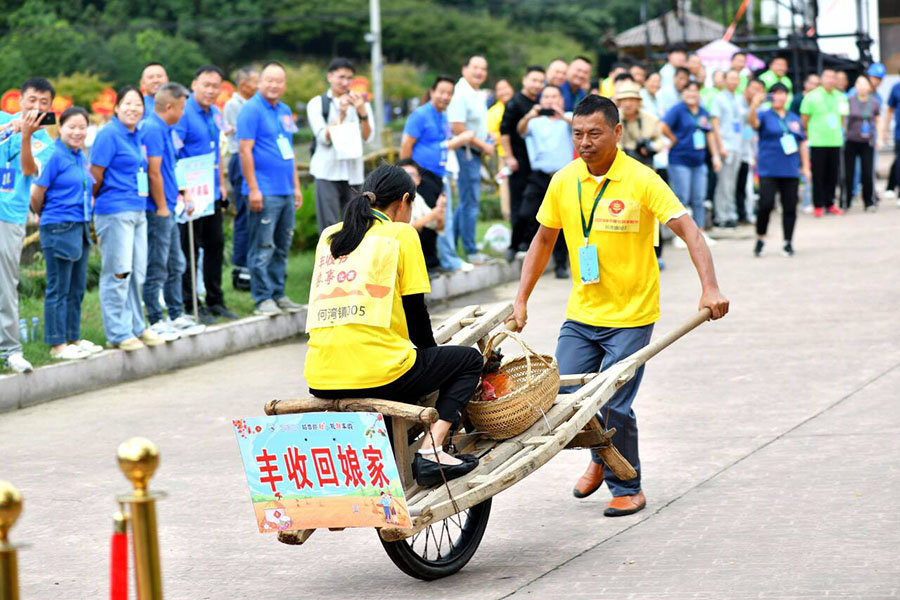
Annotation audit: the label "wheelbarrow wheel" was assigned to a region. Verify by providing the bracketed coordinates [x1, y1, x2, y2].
[379, 498, 492, 580]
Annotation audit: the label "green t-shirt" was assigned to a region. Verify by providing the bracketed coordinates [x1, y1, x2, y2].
[759, 70, 794, 106]
[701, 87, 720, 111]
[800, 87, 849, 147]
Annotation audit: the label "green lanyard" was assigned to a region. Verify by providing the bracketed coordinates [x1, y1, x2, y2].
[372, 208, 390, 222]
[774, 111, 790, 134]
[576, 177, 610, 245]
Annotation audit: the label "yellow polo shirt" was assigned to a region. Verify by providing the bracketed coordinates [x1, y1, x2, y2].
[486, 101, 506, 158]
[536, 151, 686, 328]
[304, 217, 431, 390]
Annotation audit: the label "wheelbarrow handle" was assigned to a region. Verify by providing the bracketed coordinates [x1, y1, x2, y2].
[625, 307, 713, 369]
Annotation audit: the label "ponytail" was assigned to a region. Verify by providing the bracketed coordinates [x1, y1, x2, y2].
[329, 164, 416, 258]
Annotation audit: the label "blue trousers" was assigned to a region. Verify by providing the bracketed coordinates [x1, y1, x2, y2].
[247, 195, 294, 304]
[40, 222, 91, 346]
[143, 211, 185, 324]
[668, 163, 708, 228]
[453, 149, 482, 255]
[229, 153, 249, 267]
[556, 320, 654, 497]
[436, 177, 463, 270]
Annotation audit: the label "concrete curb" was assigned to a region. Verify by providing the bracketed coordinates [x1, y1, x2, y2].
[0, 257, 525, 413]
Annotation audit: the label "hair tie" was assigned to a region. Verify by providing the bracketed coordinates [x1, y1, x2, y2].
[362, 191, 377, 205]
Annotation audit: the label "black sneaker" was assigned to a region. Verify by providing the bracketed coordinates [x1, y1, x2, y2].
[753, 239, 764, 257]
[208, 303, 238, 320]
[188, 304, 216, 325]
[231, 267, 251, 291]
[782, 242, 794, 257]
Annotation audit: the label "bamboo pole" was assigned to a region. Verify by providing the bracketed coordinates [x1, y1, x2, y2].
[265, 398, 439, 424]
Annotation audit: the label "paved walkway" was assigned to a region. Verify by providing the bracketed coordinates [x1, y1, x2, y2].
[2, 201, 899, 599]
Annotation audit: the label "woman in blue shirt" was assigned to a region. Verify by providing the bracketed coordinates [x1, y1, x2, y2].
[748, 83, 810, 257]
[661, 81, 722, 228]
[90, 86, 164, 351]
[30, 107, 103, 360]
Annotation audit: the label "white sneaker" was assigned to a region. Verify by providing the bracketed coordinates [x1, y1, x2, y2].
[254, 299, 282, 316]
[74, 339, 104, 354]
[459, 261, 475, 273]
[702, 232, 718, 247]
[802, 205, 814, 214]
[171, 315, 206, 336]
[673, 236, 687, 249]
[150, 321, 181, 342]
[6, 353, 33, 373]
[885, 189, 896, 199]
[50, 344, 90, 360]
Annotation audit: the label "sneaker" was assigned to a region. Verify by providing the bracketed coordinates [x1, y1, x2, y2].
[864, 205, 877, 213]
[467, 253, 488, 265]
[504, 248, 517, 263]
[209, 303, 238, 320]
[232, 267, 251, 292]
[255, 299, 282, 316]
[149, 320, 181, 342]
[802, 205, 814, 214]
[50, 344, 90, 360]
[275, 297, 303, 312]
[826, 206, 844, 216]
[139, 328, 166, 347]
[813, 207, 824, 218]
[782, 242, 794, 257]
[885, 189, 896, 199]
[187, 304, 216, 325]
[459, 261, 475, 273]
[753, 239, 764, 257]
[74, 339, 103, 354]
[6, 352, 33, 373]
[117, 337, 145, 352]
[171, 315, 206, 336]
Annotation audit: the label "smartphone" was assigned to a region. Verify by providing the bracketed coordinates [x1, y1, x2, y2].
[538, 108, 556, 116]
[39, 112, 56, 126]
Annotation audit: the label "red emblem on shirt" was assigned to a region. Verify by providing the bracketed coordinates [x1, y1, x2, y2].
[608, 200, 625, 216]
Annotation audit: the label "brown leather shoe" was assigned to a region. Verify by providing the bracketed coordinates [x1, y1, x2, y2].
[603, 491, 646, 517]
[572, 460, 606, 498]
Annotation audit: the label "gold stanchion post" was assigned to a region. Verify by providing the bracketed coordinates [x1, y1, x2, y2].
[117, 438, 166, 600]
[0, 480, 22, 600]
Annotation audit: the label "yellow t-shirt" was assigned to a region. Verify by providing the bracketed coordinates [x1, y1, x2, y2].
[486, 101, 506, 158]
[536, 151, 686, 328]
[304, 216, 431, 389]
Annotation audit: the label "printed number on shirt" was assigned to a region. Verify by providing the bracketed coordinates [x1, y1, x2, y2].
[593, 198, 641, 233]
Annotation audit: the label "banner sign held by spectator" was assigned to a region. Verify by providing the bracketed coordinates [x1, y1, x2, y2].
[233, 412, 411, 533]
[175, 151, 216, 223]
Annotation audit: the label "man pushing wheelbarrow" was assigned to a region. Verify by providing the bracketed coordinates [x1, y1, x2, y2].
[509, 95, 730, 517]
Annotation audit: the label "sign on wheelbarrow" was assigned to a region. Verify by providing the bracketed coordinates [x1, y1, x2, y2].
[233, 413, 411, 533]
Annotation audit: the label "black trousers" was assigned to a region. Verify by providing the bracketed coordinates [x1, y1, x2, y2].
[416, 170, 443, 270]
[842, 141, 875, 209]
[757, 177, 798, 242]
[309, 345, 483, 424]
[508, 168, 531, 252]
[810, 147, 841, 209]
[521, 171, 567, 268]
[735, 161, 750, 221]
[180, 200, 225, 309]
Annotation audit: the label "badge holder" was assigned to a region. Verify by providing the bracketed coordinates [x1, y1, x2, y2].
[576, 178, 610, 287]
[779, 133, 798, 155]
[0, 163, 15, 194]
[277, 135, 294, 160]
[137, 170, 149, 197]
[692, 129, 706, 150]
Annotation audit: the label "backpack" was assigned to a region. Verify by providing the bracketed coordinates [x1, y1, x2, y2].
[309, 92, 331, 157]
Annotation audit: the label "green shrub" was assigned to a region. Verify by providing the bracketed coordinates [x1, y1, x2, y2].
[50, 71, 113, 108]
[293, 182, 319, 251]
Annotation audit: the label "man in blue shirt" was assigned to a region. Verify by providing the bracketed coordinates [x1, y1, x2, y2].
[174, 64, 236, 322]
[237, 61, 304, 316]
[0, 77, 56, 372]
[517, 84, 573, 279]
[561, 56, 592, 112]
[139, 62, 168, 124]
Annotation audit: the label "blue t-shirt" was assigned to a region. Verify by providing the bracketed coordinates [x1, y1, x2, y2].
[0, 112, 55, 225]
[525, 117, 574, 174]
[34, 140, 92, 225]
[142, 112, 179, 211]
[560, 82, 587, 112]
[90, 117, 147, 214]
[143, 94, 155, 119]
[664, 102, 712, 167]
[756, 109, 805, 179]
[236, 92, 296, 196]
[403, 102, 449, 178]
[888, 82, 900, 141]
[174, 94, 225, 200]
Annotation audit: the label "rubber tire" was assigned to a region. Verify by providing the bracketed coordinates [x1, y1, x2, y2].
[379, 498, 492, 580]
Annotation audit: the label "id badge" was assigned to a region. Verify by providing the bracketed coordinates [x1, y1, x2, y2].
[276, 135, 294, 160]
[826, 114, 839, 129]
[860, 121, 871, 137]
[578, 244, 600, 285]
[742, 124, 754, 140]
[732, 121, 741, 134]
[779, 133, 798, 155]
[0, 166, 15, 193]
[137, 170, 149, 196]
[692, 129, 706, 150]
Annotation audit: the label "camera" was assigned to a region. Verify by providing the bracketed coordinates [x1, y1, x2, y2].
[634, 138, 656, 158]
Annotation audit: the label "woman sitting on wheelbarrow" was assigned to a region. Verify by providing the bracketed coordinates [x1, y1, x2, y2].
[305, 164, 482, 487]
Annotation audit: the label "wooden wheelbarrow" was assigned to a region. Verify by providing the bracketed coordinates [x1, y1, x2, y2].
[263, 302, 712, 580]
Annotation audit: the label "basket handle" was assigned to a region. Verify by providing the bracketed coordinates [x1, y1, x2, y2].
[483, 329, 552, 386]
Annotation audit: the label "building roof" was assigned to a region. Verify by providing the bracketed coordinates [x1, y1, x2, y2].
[615, 10, 726, 49]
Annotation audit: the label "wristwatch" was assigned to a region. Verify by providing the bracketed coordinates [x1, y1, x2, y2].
[357, 112, 368, 120]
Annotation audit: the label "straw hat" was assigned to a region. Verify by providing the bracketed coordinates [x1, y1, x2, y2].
[614, 82, 642, 101]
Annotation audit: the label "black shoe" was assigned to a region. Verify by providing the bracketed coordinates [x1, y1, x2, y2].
[504, 248, 517, 263]
[412, 453, 479, 487]
[554, 266, 570, 279]
[753, 239, 764, 257]
[187, 304, 217, 325]
[782, 242, 794, 257]
[208, 303, 238, 320]
[232, 267, 251, 292]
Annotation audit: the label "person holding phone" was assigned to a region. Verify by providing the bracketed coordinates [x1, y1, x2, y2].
[30, 107, 104, 360]
[0, 77, 57, 373]
[90, 85, 165, 351]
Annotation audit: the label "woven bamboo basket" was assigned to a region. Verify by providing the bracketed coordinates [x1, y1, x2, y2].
[466, 330, 560, 440]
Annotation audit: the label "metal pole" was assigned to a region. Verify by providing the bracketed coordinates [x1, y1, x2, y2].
[117, 438, 166, 600]
[0, 481, 22, 600]
[369, 0, 384, 150]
